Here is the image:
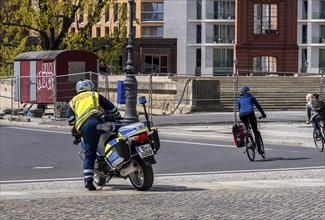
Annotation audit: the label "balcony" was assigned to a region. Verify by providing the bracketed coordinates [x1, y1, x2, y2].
[312, 36, 325, 44]
[206, 12, 235, 20]
[206, 36, 235, 44]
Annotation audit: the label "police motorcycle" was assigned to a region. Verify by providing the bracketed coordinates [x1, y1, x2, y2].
[75, 96, 160, 191]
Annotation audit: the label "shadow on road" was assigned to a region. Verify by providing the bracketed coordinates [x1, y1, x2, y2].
[105, 184, 206, 192]
[254, 157, 310, 162]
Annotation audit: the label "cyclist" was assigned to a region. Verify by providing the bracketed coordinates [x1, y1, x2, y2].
[306, 93, 325, 138]
[237, 86, 266, 151]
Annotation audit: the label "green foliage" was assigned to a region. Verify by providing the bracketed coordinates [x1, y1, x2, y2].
[0, 0, 129, 76]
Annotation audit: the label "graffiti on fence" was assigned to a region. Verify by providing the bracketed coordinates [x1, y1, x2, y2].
[37, 63, 54, 90]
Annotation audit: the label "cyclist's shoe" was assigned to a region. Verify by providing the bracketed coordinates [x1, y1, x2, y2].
[316, 130, 322, 139]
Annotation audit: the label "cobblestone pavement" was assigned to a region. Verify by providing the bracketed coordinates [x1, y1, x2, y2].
[1, 169, 324, 219]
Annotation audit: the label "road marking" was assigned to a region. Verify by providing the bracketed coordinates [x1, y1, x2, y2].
[0, 177, 82, 184]
[1, 166, 324, 184]
[33, 167, 54, 169]
[6, 127, 69, 134]
[155, 166, 325, 177]
[161, 139, 234, 148]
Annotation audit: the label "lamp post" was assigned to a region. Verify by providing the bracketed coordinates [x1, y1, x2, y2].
[123, 0, 139, 124]
[233, 59, 238, 124]
[320, 69, 323, 99]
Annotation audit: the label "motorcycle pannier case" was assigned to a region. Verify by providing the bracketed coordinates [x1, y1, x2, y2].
[149, 128, 160, 153]
[105, 137, 130, 168]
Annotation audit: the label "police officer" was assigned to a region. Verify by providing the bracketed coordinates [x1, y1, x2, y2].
[66, 80, 121, 190]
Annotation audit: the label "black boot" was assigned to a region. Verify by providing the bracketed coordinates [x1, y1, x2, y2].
[85, 182, 96, 191]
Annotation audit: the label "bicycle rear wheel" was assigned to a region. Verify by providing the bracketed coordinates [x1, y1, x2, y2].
[313, 129, 324, 152]
[246, 133, 256, 161]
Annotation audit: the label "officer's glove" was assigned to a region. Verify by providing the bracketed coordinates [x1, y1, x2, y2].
[71, 127, 82, 145]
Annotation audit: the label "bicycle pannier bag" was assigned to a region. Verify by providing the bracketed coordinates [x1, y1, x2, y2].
[232, 123, 245, 148]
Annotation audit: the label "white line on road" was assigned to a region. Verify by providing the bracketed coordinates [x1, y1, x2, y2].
[6, 127, 70, 134]
[161, 139, 234, 148]
[0, 166, 323, 184]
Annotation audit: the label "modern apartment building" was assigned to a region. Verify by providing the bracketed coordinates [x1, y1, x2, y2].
[164, 0, 325, 75]
[297, 0, 325, 73]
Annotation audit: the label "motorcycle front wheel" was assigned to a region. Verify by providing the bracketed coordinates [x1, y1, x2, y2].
[128, 157, 154, 191]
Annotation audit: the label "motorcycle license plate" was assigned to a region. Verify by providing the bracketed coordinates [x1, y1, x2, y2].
[136, 144, 154, 158]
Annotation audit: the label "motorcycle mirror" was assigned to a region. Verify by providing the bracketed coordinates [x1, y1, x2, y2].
[139, 96, 147, 104]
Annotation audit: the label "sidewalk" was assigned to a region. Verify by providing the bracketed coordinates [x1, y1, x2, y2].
[0, 168, 324, 219]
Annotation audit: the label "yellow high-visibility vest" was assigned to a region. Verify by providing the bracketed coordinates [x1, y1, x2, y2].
[69, 91, 100, 131]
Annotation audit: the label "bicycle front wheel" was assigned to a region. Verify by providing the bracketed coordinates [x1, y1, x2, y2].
[313, 130, 324, 152]
[246, 133, 256, 161]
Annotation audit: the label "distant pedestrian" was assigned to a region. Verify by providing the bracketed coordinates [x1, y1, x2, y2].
[237, 86, 266, 149]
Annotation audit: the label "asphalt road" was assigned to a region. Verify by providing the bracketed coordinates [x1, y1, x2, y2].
[0, 124, 323, 182]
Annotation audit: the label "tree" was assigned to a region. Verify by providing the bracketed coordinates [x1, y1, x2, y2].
[0, 0, 128, 76]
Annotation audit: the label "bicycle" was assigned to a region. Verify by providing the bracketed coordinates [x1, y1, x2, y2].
[313, 119, 325, 152]
[242, 116, 265, 161]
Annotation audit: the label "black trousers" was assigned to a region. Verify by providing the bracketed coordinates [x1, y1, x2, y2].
[239, 112, 259, 138]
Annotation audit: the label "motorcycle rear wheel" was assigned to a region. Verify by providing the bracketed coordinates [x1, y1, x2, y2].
[129, 158, 154, 191]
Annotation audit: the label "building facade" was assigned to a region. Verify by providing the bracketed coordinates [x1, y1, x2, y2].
[297, 0, 325, 73]
[164, 0, 324, 75]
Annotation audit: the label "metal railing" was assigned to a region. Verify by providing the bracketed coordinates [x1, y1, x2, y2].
[1, 71, 324, 125]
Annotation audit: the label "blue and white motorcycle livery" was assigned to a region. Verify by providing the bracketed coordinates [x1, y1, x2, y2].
[78, 96, 160, 191]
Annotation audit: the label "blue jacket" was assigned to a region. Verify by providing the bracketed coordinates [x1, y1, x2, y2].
[238, 93, 265, 116]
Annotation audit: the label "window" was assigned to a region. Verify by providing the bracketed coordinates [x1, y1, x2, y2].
[320, 0, 325, 19]
[114, 3, 118, 22]
[105, 10, 109, 23]
[142, 26, 163, 38]
[214, 1, 235, 19]
[302, 0, 308, 19]
[79, 6, 84, 23]
[213, 49, 233, 75]
[68, 62, 86, 82]
[302, 25, 307, 43]
[254, 4, 278, 34]
[320, 25, 325, 43]
[197, 0, 202, 19]
[320, 49, 325, 70]
[96, 27, 101, 38]
[105, 27, 109, 36]
[144, 55, 168, 73]
[196, 25, 201, 43]
[253, 56, 277, 72]
[301, 49, 307, 72]
[214, 25, 235, 43]
[141, 2, 164, 21]
[196, 49, 201, 68]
